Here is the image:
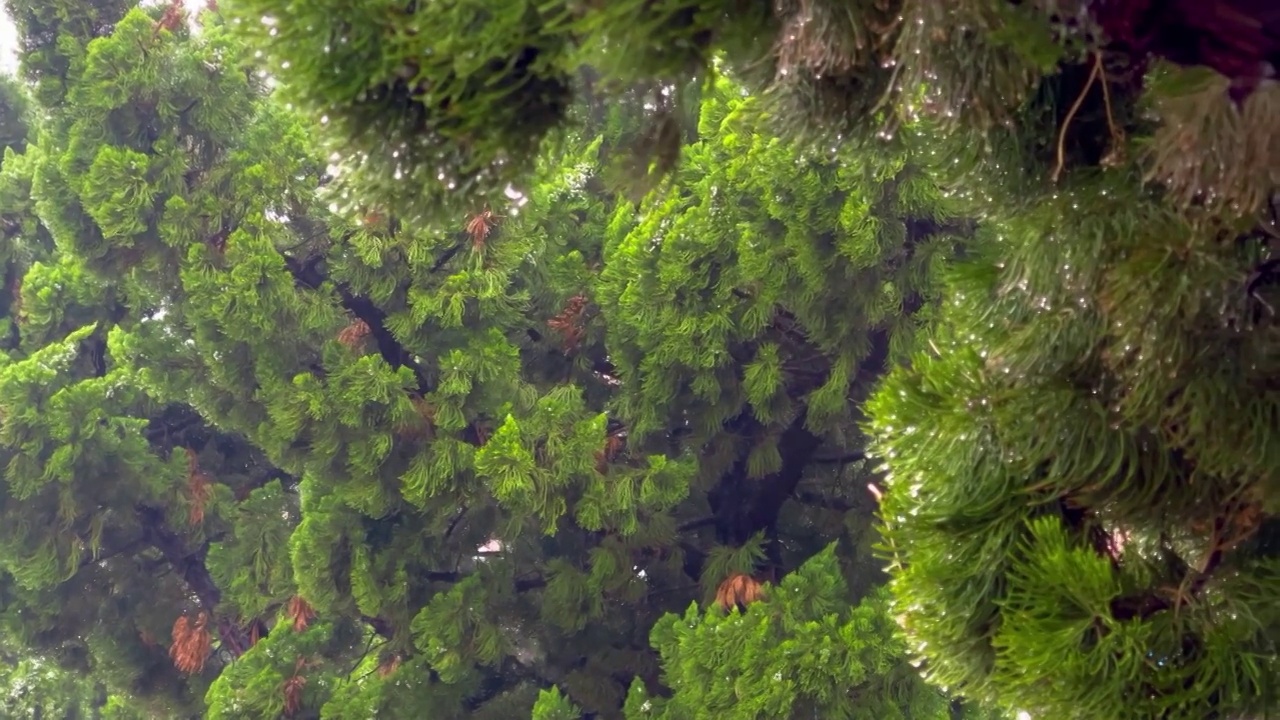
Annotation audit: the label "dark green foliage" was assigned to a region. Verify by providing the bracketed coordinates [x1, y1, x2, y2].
[224, 0, 577, 222]
[217, 0, 1082, 220]
[3, 0, 136, 106]
[0, 75, 31, 160]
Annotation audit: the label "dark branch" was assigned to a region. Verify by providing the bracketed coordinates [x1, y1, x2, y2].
[77, 536, 146, 570]
[135, 504, 221, 610]
[791, 490, 855, 513]
[419, 569, 546, 592]
[809, 451, 866, 465]
[676, 516, 717, 533]
[706, 410, 825, 560]
[279, 253, 434, 395]
[134, 505, 258, 659]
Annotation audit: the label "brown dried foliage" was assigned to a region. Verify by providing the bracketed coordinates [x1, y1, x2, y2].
[185, 448, 212, 526]
[547, 294, 588, 352]
[594, 431, 626, 475]
[337, 319, 372, 349]
[169, 612, 212, 675]
[465, 208, 501, 248]
[154, 0, 186, 35]
[287, 595, 316, 632]
[377, 654, 402, 678]
[282, 656, 308, 716]
[716, 573, 764, 612]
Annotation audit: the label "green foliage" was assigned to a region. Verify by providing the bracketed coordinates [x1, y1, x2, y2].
[215, 0, 1099, 221]
[8, 0, 1275, 718]
[625, 544, 967, 720]
[223, 0, 577, 222]
[867, 98, 1280, 720]
[0, 75, 32, 160]
[204, 619, 340, 719]
[532, 686, 583, 720]
[219, 0, 776, 219]
[598, 76, 961, 454]
[3, 4, 954, 711]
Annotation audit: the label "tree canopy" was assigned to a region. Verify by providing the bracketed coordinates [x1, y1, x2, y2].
[1, 0, 1277, 718]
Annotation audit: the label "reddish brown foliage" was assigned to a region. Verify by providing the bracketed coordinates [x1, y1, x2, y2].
[377, 654, 402, 678]
[1088, 0, 1280, 104]
[282, 656, 308, 716]
[547, 294, 588, 352]
[287, 595, 316, 632]
[715, 573, 764, 612]
[154, 0, 186, 35]
[359, 204, 389, 229]
[594, 431, 626, 475]
[465, 208, 501, 248]
[169, 612, 212, 675]
[337, 319, 372, 349]
[185, 448, 212, 526]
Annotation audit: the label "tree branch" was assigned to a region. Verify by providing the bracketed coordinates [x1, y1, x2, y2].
[676, 516, 717, 533]
[809, 451, 866, 465]
[791, 490, 855, 513]
[135, 504, 221, 610]
[706, 410, 825, 556]
[280, 253, 434, 395]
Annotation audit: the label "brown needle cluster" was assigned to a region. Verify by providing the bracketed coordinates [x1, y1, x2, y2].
[716, 573, 764, 612]
[169, 612, 212, 675]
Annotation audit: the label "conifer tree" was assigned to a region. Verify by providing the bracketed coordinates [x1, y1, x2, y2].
[1, 0, 337, 714]
[216, 0, 1280, 718]
[9, 0, 1275, 717]
[865, 87, 1280, 720]
[3, 2, 988, 717]
[220, 0, 1280, 221]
